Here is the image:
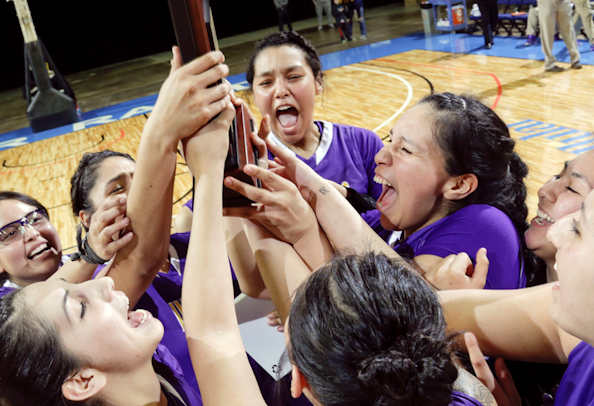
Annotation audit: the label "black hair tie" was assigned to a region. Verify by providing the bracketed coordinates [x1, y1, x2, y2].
[70, 235, 108, 265]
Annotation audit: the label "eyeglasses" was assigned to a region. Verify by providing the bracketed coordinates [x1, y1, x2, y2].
[0, 210, 49, 245]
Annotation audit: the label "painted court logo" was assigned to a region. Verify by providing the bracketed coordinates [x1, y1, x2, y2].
[509, 119, 593, 154]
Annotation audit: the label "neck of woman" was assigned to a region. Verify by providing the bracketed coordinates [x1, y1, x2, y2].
[281, 122, 321, 160]
[99, 362, 168, 406]
[404, 203, 451, 239]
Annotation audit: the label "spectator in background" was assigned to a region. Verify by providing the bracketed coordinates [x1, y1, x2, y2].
[274, 0, 293, 32]
[538, 0, 580, 71]
[524, 2, 580, 48]
[333, 0, 353, 42]
[313, 0, 334, 30]
[524, 2, 540, 45]
[476, 0, 498, 48]
[573, 0, 594, 51]
[346, 0, 368, 39]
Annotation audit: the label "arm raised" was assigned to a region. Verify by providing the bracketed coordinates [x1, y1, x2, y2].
[182, 101, 266, 406]
[103, 49, 232, 307]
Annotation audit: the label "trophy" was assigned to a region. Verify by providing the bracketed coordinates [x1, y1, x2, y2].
[168, 0, 262, 207]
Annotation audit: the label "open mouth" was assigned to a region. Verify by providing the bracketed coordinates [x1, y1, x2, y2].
[534, 208, 555, 226]
[276, 106, 299, 129]
[127, 309, 151, 328]
[27, 243, 57, 260]
[374, 175, 395, 208]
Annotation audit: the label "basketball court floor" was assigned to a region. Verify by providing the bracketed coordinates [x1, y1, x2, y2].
[1, 32, 593, 253]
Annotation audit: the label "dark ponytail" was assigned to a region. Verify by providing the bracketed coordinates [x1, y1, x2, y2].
[288, 252, 458, 406]
[357, 334, 458, 405]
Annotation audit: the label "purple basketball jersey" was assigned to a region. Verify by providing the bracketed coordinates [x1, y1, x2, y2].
[267, 121, 384, 200]
[394, 204, 526, 290]
[554, 341, 594, 405]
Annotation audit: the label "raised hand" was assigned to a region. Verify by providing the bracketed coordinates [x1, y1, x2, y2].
[264, 138, 326, 206]
[144, 47, 232, 144]
[253, 113, 271, 169]
[181, 97, 235, 176]
[222, 164, 315, 245]
[424, 248, 489, 290]
[86, 196, 134, 261]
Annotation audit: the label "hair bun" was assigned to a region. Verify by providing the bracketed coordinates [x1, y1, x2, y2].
[357, 335, 458, 404]
[357, 349, 416, 399]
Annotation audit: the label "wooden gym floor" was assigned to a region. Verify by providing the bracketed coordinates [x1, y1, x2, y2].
[1, 48, 591, 253]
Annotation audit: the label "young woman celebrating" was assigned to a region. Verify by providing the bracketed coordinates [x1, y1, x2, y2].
[177, 31, 385, 235]
[524, 149, 594, 284]
[0, 190, 131, 297]
[175, 100, 496, 406]
[65, 45, 232, 393]
[0, 47, 235, 406]
[245, 31, 382, 201]
[440, 187, 594, 406]
[224, 92, 532, 290]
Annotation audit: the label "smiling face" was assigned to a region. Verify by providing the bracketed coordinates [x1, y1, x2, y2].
[374, 103, 454, 235]
[525, 151, 594, 266]
[252, 45, 323, 148]
[547, 189, 594, 343]
[0, 200, 62, 286]
[25, 277, 162, 372]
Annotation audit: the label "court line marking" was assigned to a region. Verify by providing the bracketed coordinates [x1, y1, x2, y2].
[3, 135, 108, 168]
[375, 58, 503, 109]
[0, 129, 127, 175]
[343, 65, 414, 134]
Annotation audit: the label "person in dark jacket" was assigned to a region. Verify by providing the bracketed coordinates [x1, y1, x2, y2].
[332, 0, 352, 42]
[274, 0, 293, 31]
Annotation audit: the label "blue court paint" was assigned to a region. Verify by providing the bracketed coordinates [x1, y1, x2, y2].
[2, 32, 593, 151]
[508, 118, 593, 154]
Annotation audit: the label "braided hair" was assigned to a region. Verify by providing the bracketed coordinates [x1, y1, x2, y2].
[418, 93, 543, 285]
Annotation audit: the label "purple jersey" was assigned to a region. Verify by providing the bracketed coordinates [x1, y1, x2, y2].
[154, 344, 203, 405]
[394, 204, 526, 290]
[268, 120, 385, 235]
[267, 121, 384, 199]
[183, 198, 194, 212]
[0, 285, 14, 299]
[554, 341, 594, 405]
[451, 390, 484, 405]
[187, 121, 385, 234]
